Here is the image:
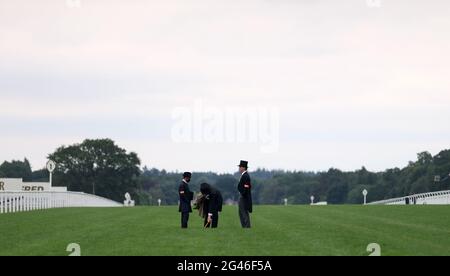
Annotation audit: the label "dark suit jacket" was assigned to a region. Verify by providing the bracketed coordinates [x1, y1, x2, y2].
[238, 172, 253, 213]
[179, 181, 193, 213]
[203, 188, 223, 214]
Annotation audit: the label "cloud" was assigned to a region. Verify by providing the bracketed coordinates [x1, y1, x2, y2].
[1, 0, 450, 171]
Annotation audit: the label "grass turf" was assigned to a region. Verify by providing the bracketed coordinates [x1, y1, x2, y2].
[0, 205, 449, 256]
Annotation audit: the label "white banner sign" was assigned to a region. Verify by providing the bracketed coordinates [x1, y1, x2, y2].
[0, 178, 52, 192]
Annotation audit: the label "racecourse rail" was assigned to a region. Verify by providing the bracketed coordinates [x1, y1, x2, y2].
[0, 191, 122, 214]
[368, 190, 450, 205]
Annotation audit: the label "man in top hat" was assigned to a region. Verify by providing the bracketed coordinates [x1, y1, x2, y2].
[179, 172, 194, 228]
[237, 160, 252, 228]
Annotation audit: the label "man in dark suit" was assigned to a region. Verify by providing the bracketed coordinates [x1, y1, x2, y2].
[179, 172, 194, 228]
[237, 160, 252, 228]
[200, 183, 223, 228]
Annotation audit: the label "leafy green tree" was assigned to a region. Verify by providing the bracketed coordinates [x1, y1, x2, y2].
[0, 159, 33, 181]
[31, 169, 50, 182]
[417, 151, 433, 165]
[48, 139, 141, 202]
[410, 177, 430, 194]
[347, 185, 369, 204]
[215, 175, 239, 202]
[327, 183, 348, 204]
[259, 179, 285, 204]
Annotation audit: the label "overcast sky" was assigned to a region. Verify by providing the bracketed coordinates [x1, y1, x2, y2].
[1, 0, 450, 173]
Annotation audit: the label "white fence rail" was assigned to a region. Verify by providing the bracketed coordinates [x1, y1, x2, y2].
[0, 191, 122, 214]
[369, 190, 450, 205]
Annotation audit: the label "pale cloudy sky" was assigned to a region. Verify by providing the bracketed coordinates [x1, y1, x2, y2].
[1, 0, 450, 173]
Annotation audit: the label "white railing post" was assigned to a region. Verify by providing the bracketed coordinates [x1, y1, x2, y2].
[1, 191, 123, 215]
[12, 196, 16, 213]
[369, 190, 450, 205]
[0, 193, 3, 214]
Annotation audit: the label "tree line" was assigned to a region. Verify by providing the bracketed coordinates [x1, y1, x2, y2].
[1, 139, 449, 205]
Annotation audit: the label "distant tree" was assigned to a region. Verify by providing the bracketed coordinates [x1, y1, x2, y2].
[48, 139, 141, 202]
[355, 166, 378, 186]
[347, 185, 369, 204]
[291, 191, 309, 204]
[410, 177, 430, 194]
[417, 151, 433, 165]
[327, 183, 348, 204]
[31, 169, 49, 182]
[215, 175, 239, 202]
[0, 158, 33, 181]
[259, 179, 285, 204]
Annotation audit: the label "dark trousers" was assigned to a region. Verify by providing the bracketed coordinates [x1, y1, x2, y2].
[239, 197, 251, 228]
[204, 212, 219, 228]
[181, 212, 190, 228]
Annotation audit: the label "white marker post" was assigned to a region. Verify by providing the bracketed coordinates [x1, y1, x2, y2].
[124, 193, 135, 207]
[310, 196, 315, 205]
[363, 189, 368, 205]
[46, 160, 56, 187]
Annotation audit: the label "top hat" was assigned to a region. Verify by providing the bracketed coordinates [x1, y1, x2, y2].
[237, 160, 249, 168]
[183, 172, 192, 178]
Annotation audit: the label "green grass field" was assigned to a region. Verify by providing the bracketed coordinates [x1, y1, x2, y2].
[0, 205, 449, 256]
